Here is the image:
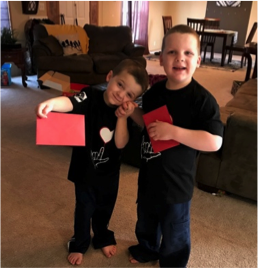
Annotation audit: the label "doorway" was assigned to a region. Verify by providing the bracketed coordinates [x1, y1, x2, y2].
[59, 1, 89, 26]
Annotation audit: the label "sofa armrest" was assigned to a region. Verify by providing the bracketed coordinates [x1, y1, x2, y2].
[225, 112, 257, 137]
[216, 112, 257, 200]
[123, 43, 145, 57]
[32, 40, 52, 72]
[196, 112, 257, 200]
[32, 40, 52, 56]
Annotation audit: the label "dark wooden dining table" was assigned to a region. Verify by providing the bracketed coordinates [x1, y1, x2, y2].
[197, 29, 238, 67]
[243, 42, 257, 81]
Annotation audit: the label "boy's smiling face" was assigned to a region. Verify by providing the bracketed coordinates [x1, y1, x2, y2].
[160, 32, 201, 90]
[104, 70, 142, 107]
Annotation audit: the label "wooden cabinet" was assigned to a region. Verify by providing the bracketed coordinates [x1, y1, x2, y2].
[1, 48, 27, 87]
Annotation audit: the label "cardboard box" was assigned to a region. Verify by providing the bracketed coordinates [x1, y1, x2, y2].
[231, 80, 244, 96]
[1, 63, 12, 86]
[38, 71, 70, 93]
[38, 71, 89, 96]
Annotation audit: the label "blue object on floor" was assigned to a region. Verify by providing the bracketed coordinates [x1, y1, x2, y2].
[1, 63, 12, 86]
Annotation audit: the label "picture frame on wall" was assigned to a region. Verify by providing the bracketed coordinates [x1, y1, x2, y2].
[21, 1, 39, 14]
[216, 1, 241, 7]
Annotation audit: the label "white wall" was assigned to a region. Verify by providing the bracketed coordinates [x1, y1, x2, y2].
[247, 1, 257, 42]
[98, 1, 122, 26]
[148, 1, 207, 52]
[9, 1, 47, 46]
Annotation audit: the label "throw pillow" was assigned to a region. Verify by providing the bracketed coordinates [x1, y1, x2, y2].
[43, 24, 89, 54]
[56, 33, 83, 56]
[39, 35, 64, 56]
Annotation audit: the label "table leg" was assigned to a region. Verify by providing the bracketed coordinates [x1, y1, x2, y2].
[21, 66, 27, 87]
[220, 35, 229, 67]
[243, 52, 252, 81]
[252, 55, 257, 79]
[221, 36, 227, 67]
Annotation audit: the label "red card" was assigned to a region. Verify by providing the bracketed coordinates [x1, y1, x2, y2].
[36, 112, 85, 146]
[142, 105, 180, 153]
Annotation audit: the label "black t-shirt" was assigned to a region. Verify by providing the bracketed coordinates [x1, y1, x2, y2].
[139, 78, 224, 204]
[67, 87, 122, 187]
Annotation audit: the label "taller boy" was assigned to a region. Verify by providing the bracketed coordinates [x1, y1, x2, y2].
[127, 25, 224, 267]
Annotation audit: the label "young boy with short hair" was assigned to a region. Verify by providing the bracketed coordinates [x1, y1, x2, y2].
[126, 25, 224, 267]
[35, 59, 149, 265]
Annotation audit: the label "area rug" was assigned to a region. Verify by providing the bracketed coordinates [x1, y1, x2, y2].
[200, 58, 243, 72]
[145, 54, 160, 61]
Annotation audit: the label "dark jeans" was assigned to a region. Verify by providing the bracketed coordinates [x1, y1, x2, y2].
[68, 180, 119, 254]
[129, 197, 191, 268]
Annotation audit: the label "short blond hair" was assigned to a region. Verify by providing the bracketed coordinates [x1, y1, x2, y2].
[161, 24, 201, 54]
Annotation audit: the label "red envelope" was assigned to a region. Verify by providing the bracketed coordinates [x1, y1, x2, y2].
[62, 83, 89, 97]
[143, 105, 180, 153]
[36, 112, 85, 146]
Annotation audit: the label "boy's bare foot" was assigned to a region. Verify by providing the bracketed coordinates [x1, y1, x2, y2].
[129, 254, 139, 264]
[68, 252, 83, 265]
[101, 245, 117, 258]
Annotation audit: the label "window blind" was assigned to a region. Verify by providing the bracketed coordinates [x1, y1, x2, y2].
[0, 0, 11, 30]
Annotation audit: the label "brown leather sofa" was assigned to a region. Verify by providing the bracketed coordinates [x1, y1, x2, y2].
[24, 18, 55, 75]
[32, 24, 146, 86]
[195, 78, 257, 201]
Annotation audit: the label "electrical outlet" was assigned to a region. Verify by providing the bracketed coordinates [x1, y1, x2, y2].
[154, 41, 156, 46]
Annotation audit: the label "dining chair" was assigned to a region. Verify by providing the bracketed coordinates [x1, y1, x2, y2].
[203, 18, 220, 62]
[162, 16, 172, 35]
[204, 18, 220, 28]
[187, 18, 206, 57]
[154, 16, 172, 56]
[225, 22, 257, 67]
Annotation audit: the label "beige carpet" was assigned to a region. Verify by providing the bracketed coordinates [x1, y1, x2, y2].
[1, 59, 257, 268]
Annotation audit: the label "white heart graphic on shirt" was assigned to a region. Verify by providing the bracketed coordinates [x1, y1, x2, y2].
[100, 127, 114, 144]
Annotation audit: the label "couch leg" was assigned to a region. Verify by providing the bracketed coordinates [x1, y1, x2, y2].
[197, 182, 219, 194]
[37, 80, 50, 90]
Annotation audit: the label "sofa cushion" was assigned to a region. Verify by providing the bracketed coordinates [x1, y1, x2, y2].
[84, 24, 132, 54]
[38, 35, 63, 56]
[38, 54, 93, 73]
[56, 33, 83, 56]
[90, 53, 128, 74]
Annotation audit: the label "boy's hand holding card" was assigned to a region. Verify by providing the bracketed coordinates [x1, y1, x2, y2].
[142, 105, 180, 153]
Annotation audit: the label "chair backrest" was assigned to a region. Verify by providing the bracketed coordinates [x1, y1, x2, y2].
[187, 18, 206, 48]
[246, 22, 257, 44]
[187, 18, 205, 33]
[204, 18, 220, 29]
[203, 18, 220, 44]
[162, 16, 172, 35]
